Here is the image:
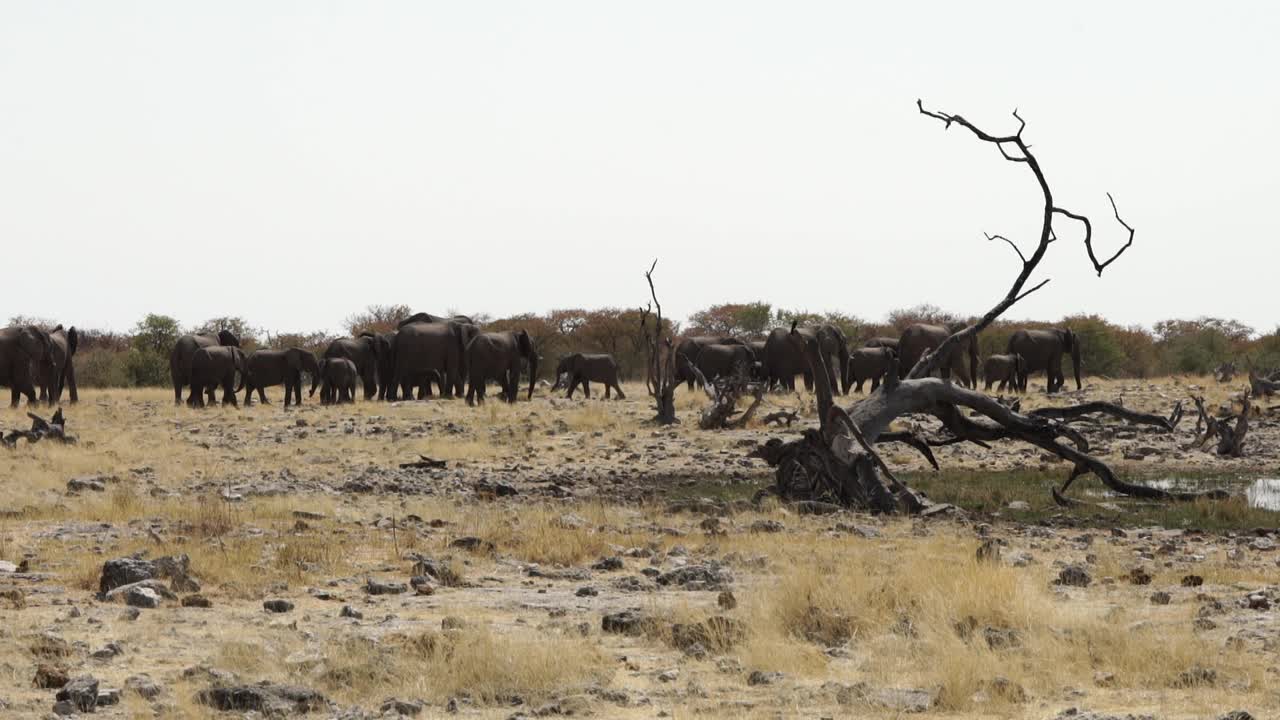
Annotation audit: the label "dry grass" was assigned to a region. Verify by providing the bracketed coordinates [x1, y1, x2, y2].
[736, 531, 1267, 712]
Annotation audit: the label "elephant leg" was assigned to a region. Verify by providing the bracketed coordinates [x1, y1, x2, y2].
[803, 372, 814, 392]
[582, 380, 591, 399]
[223, 379, 238, 407]
[9, 386, 17, 408]
[173, 377, 184, 405]
[604, 381, 611, 399]
[258, 385, 269, 404]
[612, 381, 626, 400]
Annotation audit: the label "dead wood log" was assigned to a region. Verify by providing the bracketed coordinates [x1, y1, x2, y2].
[1249, 372, 1280, 397]
[1028, 400, 1184, 431]
[3, 409, 75, 448]
[1190, 393, 1250, 457]
[750, 99, 1228, 510]
[691, 362, 768, 430]
[400, 455, 447, 470]
[761, 410, 798, 427]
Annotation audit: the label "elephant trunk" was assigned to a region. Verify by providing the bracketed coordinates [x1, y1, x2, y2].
[1071, 335, 1083, 390]
[527, 353, 539, 401]
[233, 350, 247, 393]
[310, 360, 324, 397]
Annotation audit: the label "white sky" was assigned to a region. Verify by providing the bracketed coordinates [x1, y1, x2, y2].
[2, 2, 1277, 335]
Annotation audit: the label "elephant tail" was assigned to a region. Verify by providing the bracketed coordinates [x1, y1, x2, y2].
[233, 349, 247, 393]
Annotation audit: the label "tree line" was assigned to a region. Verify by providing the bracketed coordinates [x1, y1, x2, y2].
[9, 303, 1276, 388]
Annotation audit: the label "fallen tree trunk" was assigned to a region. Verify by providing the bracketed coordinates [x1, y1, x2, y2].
[1028, 400, 1184, 431]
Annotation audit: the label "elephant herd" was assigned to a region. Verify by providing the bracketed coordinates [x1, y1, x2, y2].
[671, 323, 1083, 397]
[0, 324, 78, 407]
[167, 313, 539, 408]
[0, 316, 1084, 409]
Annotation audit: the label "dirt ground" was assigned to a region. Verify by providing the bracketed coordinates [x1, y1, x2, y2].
[0, 376, 1276, 719]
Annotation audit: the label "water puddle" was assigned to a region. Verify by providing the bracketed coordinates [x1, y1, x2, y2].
[1138, 477, 1280, 511]
[1245, 479, 1280, 511]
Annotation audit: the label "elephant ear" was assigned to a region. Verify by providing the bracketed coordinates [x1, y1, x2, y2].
[67, 327, 78, 356]
[218, 329, 241, 347]
[516, 331, 533, 356]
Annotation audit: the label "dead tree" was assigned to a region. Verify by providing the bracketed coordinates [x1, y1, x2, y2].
[1214, 361, 1237, 383]
[1028, 401, 1184, 432]
[642, 259, 679, 424]
[1190, 393, 1250, 457]
[1249, 371, 1280, 397]
[689, 362, 768, 430]
[752, 99, 1227, 511]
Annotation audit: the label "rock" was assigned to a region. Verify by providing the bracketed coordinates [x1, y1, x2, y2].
[125, 586, 161, 609]
[52, 700, 76, 716]
[989, 676, 1025, 703]
[411, 579, 435, 596]
[125, 674, 162, 700]
[575, 586, 598, 597]
[91, 642, 123, 661]
[55, 676, 99, 713]
[410, 557, 461, 587]
[1005, 501, 1031, 511]
[120, 607, 141, 621]
[104, 578, 177, 604]
[449, 536, 495, 553]
[591, 556, 623, 572]
[99, 557, 155, 595]
[1127, 567, 1152, 585]
[1150, 591, 1171, 605]
[1056, 565, 1092, 588]
[381, 698, 425, 716]
[655, 563, 731, 591]
[749, 520, 784, 533]
[1250, 538, 1275, 551]
[365, 579, 408, 595]
[33, 664, 69, 689]
[441, 616, 466, 631]
[601, 610, 649, 636]
[717, 591, 737, 610]
[975, 539, 1000, 564]
[870, 686, 936, 713]
[197, 682, 327, 714]
[181, 594, 212, 608]
[96, 687, 121, 706]
[1219, 712, 1254, 720]
[67, 476, 106, 493]
[747, 670, 783, 686]
[983, 627, 1021, 650]
[340, 605, 363, 619]
[1181, 574, 1204, 587]
[263, 599, 294, 613]
[657, 669, 678, 683]
[1245, 592, 1270, 610]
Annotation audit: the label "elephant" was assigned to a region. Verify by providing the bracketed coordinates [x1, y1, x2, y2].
[373, 331, 399, 400]
[693, 344, 756, 383]
[170, 330, 240, 405]
[322, 334, 379, 400]
[551, 353, 626, 399]
[1007, 328, 1081, 393]
[310, 357, 357, 404]
[762, 325, 849, 393]
[391, 320, 470, 400]
[34, 325, 78, 405]
[864, 336, 900, 352]
[464, 330, 538, 405]
[397, 312, 475, 329]
[0, 325, 53, 407]
[846, 346, 895, 393]
[674, 336, 745, 389]
[395, 314, 480, 397]
[896, 324, 978, 388]
[187, 345, 249, 408]
[982, 353, 1026, 392]
[243, 347, 320, 407]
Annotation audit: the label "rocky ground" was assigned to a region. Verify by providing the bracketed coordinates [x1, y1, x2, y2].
[0, 378, 1276, 718]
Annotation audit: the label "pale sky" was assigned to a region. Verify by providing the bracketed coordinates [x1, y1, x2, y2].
[2, 2, 1277, 335]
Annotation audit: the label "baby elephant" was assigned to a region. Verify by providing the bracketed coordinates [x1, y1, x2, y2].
[188, 346, 249, 408]
[846, 346, 894, 393]
[310, 357, 357, 404]
[983, 353, 1026, 392]
[551, 352, 626, 399]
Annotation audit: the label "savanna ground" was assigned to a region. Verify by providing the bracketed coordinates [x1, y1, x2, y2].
[0, 376, 1277, 719]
